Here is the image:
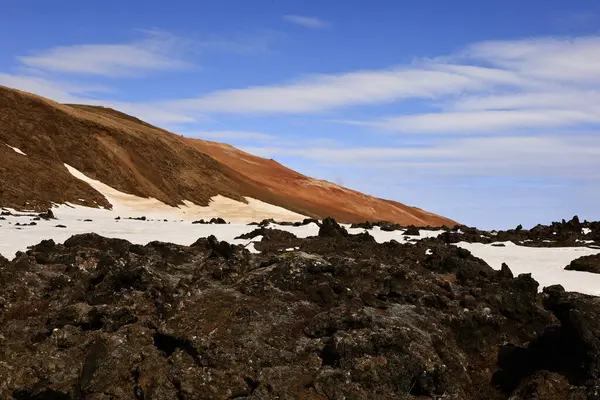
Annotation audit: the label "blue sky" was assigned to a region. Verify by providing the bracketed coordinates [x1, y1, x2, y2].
[3, 0, 600, 229]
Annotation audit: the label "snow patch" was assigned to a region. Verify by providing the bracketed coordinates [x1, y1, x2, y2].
[456, 241, 600, 296]
[583, 228, 592, 235]
[5, 143, 26, 155]
[64, 163, 306, 222]
[2, 205, 600, 296]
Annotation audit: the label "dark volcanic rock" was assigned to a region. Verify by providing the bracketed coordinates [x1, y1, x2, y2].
[38, 209, 55, 220]
[318, 217, 348, 238]
[1, 231, 599, 399]
[436, 216, 599, 248]
[565, 254, 600, 274]
[403, 226, 420, 236]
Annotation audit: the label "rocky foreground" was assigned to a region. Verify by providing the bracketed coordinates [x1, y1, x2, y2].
[1, 219, 600, 399]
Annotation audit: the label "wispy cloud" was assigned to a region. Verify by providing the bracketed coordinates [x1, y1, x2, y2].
[18, 30, 193, 77]
[172, 67, 485, 114]
[182, 130, 277, 142]
[166, 36, 600, 135]
[8, 33, 600, 138]
[351, 109, 600, 133]
[283, 15, 329, 29]
[241, 135, 600, 180]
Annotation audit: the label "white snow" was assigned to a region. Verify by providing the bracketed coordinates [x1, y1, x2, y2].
[2, 176, 600, 296]
[583, 228, 592, 235]
[360, 226, 445, 244]
[269, 222, 320, 238]
[64, 163, 306, 222]
[5, 143, 26, 155]
[456, 241, 600, 296]
[0, 205, 271, 259]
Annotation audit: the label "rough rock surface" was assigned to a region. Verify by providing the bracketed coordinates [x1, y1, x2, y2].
[440, 216, 600, 248]
[1, 221, 600, 399]
[565, 254, 600, 274]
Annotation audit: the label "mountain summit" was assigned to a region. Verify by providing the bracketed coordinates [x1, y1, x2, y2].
[0, 85, 456, 226]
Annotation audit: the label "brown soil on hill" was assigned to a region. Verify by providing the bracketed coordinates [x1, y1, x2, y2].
[0, 85, 456, 226]
[187, 139, 457, 226]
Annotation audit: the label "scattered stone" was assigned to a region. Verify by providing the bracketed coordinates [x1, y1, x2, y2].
[127, 216, 147, 221]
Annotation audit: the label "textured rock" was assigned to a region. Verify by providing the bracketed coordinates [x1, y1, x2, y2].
[0, 231, 599, 399]
[565, 254, 600, 274]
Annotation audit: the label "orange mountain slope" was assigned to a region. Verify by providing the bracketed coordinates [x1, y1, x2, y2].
[0, 85, 457, 226]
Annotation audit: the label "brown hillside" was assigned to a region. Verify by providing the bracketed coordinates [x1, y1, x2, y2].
[186, 139, 457, 226]
[0, 85, 457, 226]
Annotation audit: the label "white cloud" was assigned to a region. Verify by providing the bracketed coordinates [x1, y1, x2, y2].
[283, 15, 329, 29]
[159, 35, 600, 135]
[173, 67, 489, 114]
[464, 37, 600, 83]
[182, 130, 277, 141]
[241, 135, 600, 180]
[356, 109, 600, 133]
[8, 33, 600, 136]
[18, 30, 192, 77]
[450, 90, 600, 112]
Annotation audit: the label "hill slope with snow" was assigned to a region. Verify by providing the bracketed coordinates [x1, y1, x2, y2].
[0, 85, 456, 226]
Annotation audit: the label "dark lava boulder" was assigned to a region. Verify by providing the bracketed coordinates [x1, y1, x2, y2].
[350, 221, 374, 229]
[565, 253, 600, 274]
[38, 208, 56, 220]
[403, 226, 420, 236]
[318, 217, 348, 238]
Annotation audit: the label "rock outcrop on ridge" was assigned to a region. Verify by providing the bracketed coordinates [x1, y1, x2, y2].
[2, 218, 600, 399]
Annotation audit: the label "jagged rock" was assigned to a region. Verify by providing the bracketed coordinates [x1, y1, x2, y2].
[38, 209, 55, 220]
[350, 221, 374, 229]
[498, 262, 514, 279]
[403, 226, 420, 236]
[565, 254, 600, 274]
[318, 217, 348, 238]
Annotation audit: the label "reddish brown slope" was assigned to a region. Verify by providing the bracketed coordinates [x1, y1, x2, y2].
[0, 86, 248, 210]
[185, 140, 457, 226]
[0, 85, 457, 226]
